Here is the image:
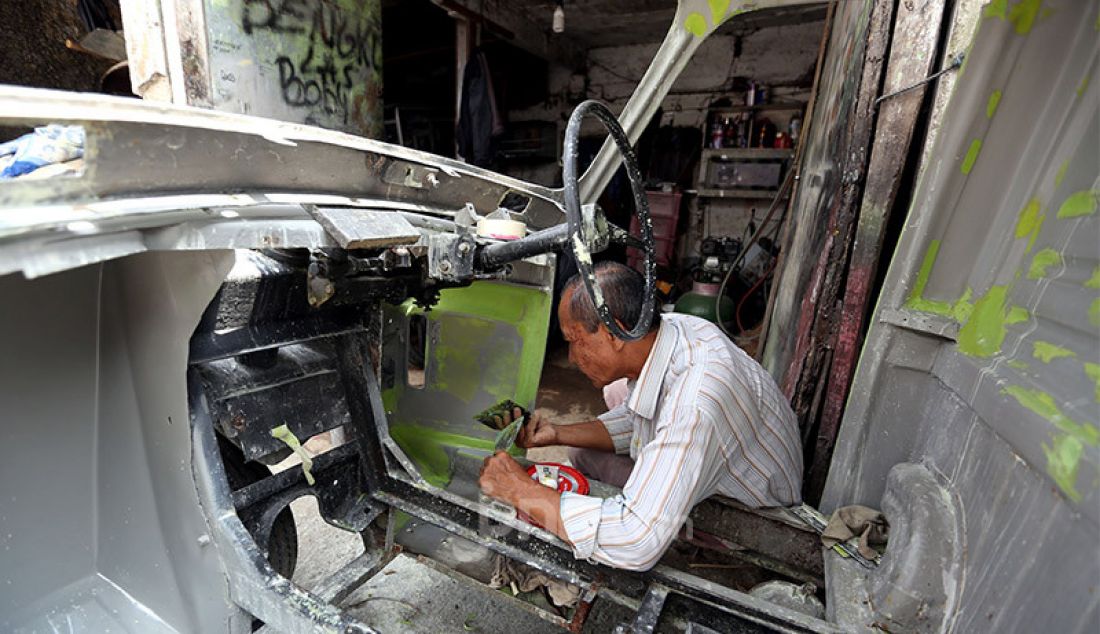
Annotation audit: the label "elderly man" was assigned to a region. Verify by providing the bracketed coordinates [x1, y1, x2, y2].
[479, 261, 802, 571]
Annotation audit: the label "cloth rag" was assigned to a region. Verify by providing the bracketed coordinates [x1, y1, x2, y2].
[821, 505, 889, 560]
[0, 125, 85, 179]
[489, 554, 581, 608]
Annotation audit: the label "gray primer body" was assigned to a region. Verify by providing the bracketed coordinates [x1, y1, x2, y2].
[822, 2, 1099, 632]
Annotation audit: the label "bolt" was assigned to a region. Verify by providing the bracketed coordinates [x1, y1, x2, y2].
[457, 241, 471, 254]
[439, 260, 452, 273]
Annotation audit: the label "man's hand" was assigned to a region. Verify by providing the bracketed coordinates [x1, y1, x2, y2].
[478, 451, 531, 503]
[517, 410, 558, 448]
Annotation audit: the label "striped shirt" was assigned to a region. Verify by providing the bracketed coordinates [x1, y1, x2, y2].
[558, 313, 803, 571]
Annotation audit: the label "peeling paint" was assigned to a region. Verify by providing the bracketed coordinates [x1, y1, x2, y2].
[982, 0, 1008, 20]
[1002, 385, 1099, 500]
[684, 12, 708, 37]
[952, 287, 974, 323]
[1056, 190, 1098, 218]
[1090, 298, 1100, 327]
[1085, 267, 1100, 289]
[905, 240, 953, 313]
[1014, 197, 1044, 253]
[1085, 362, 1100, 402]
[1008, 0, 1043, 34]
[961, 139, 982, 174]
[986, 90, 1002, 118]
[1054, 160, 1070, 188]
[1007, 359, 1029, 370]
[1006, 305, 1029, 324]
[1078, 74, 1091, 98]
[1027, 248, 1062, 279]
[957, 285, 1011, 357]
[708, 0, 730, 23]
[1032, 340, 1076, 363]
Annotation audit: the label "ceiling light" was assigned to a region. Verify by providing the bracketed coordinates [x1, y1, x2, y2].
[552, 1, 565, 33]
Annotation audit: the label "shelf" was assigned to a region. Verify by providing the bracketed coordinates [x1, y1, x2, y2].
[694, 188, 789, 199]
[709, 102, 806, 114]
[700, 148, 795, 160]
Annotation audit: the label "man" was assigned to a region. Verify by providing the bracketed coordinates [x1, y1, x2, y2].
[479, 261, 802, 571]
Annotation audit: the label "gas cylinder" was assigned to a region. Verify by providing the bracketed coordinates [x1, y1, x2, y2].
[674, 281, 734, 326]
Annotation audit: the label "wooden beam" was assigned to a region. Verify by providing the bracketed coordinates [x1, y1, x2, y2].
[432, 0, 586, 70]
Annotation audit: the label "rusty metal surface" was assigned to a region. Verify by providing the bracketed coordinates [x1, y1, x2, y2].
[811, 0, 950, 502]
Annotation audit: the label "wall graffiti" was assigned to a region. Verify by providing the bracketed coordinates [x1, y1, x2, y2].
[205, 0, 382, 137]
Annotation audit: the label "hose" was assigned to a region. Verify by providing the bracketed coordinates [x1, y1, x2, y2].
[716, 168, 796, 337]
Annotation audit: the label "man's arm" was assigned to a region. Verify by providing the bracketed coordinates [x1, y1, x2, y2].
[479, 452, 568, 539]
[517, 414, 616, 452]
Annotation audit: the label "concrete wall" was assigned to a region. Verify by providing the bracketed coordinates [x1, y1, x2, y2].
[503, 19, 824, 245]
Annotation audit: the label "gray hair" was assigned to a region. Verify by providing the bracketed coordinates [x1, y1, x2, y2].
[563, 261, 660, 334]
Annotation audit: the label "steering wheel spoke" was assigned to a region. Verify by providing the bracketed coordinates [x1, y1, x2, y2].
[562, 100, 657, 341]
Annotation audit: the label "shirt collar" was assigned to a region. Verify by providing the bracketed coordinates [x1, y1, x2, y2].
[625, 315, 676, 420]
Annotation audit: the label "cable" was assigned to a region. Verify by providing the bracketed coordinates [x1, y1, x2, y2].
[715, 167, 795, 336]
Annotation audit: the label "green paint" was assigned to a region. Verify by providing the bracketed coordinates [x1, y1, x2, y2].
[1013, 198, 1044, 253]
[1007, 359, 1029, 370]
[390, 425, 490, 487]
[1008, 0, 1043, 34]
[1006, 305, 1030, 324]
[983, 0, 1008, 19]
[986, 90, 1002, 118]
[708, 0, 730, 23]
[952, 287, 974, 323]
[1043, 434, 1085, 501]
[1002, 385, 1099, 499]
[1090, 298, 1100, 327]
[906, 240, 946, 312]
[1084, 362, 1100, 402]
[1085, 266, 1100, 289]
[1054, 160, 1069, 188]
[1057, 190, 1098, 218]
[684, 12, 708, 37]
[1027, 248, 1062, 279]
[271, 424, 315, 485]
[961, 139, 982, 175]
[1032, 340, 1076, 363]
[1078, 74, 1091, 98]
[957, 285, 1011, 357]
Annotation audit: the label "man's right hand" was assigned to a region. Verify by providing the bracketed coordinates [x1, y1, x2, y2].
[517, 411, 558, 448]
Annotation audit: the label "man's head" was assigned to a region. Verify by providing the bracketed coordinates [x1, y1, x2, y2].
[559, 261, 660, 388]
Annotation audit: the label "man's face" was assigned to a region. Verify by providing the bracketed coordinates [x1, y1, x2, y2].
[558, 289, 622, 388]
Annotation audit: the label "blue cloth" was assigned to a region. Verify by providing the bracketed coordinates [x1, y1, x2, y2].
[0, 125, 85, 179]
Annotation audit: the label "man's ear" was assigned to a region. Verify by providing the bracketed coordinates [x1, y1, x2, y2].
[604, 323, 627, 351]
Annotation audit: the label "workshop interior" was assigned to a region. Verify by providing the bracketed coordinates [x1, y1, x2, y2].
[0, 0, 1097, 632]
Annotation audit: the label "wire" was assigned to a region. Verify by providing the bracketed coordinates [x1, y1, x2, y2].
[716, 167, 795, 337]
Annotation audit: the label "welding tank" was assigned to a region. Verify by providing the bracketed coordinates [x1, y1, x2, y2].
[674, 281, 734, 326]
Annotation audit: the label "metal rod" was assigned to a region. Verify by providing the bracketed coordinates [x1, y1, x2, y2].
[874, 53, 965, 106]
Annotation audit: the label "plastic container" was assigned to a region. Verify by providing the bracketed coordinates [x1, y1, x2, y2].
[629, 191, 682, 268]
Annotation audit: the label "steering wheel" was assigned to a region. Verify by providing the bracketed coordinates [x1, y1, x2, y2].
[562, 100, 657, 341]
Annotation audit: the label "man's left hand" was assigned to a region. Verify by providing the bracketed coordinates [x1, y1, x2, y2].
[479, 451, 530, 503]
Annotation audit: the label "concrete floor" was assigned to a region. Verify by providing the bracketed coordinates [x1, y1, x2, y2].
[282, 346, 613, 632]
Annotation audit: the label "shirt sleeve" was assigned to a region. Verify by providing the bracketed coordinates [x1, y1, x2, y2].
[558, 410, 721, 571]
[597, 403, 634, 455]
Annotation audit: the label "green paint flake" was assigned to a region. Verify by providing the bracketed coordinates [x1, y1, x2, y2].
[1078, 74, 1091, 98]
[1002, 386, 1099, 499]
[1043, 434, 1085, 502]
[271, 424, 315, 485]
[1032, 340, 1076, 363]
[905, 240, 954, 314]
[1084, 362, 1100, 402]
[986, 90, 1002, 118]
[1027, 248, 1062, 279]
[1006, 305, 1030, 324]
[684, 12, 708, 37]
[983, 0, 1008, 19]
[1054, 160, 1069, 188]
[708, 0, 730, 24]
[1013, 198, 1044, 253]
[961, 139, 982, 175]
[952, 287, 974, 323]
[957, 285, 1011, 357]
[1090, 298, 1100, 327]
[1007, 359, 1029, 370]
[1008, 0, 1043, 34]
[1085, 267, 1100, 289]
[1057, 190, 1098, 218]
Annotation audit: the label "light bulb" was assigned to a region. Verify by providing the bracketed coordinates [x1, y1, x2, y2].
[552, 4, 565, 33]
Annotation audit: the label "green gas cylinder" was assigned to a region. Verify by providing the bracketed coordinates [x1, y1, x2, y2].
[674, 282, 734, 325]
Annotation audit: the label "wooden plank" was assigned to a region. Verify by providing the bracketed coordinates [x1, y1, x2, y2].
[807, 0, 949, 500]
[310, 208, 420, 250]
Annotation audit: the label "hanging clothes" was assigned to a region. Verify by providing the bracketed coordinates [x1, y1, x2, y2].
[456, 48, 504, 167]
